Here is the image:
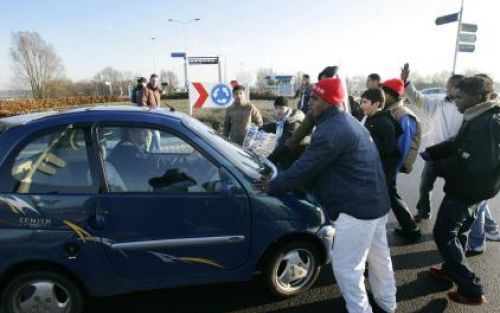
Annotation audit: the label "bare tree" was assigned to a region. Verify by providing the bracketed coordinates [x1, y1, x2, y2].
[10, 31, 64, 99]
[160, 70, 180, 93]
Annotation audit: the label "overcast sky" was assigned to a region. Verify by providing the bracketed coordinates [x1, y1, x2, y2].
[0, 0, 499, 90]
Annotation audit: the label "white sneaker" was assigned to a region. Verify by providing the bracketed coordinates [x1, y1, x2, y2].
[486, 229, 500, 241]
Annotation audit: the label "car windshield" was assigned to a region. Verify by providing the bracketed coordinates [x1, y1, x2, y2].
[183, 117, 271, 179]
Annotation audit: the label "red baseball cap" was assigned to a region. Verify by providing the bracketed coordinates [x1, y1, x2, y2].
[311, 78, 345, 106]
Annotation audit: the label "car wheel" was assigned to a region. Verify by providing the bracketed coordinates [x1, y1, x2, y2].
[1, 270, 84, 313]
[262, 240, 322, 298]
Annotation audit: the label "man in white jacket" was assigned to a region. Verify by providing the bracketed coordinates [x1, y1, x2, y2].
[401, 63, 464, 221]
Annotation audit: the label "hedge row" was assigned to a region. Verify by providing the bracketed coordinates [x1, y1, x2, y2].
[0, 96, 126, 118]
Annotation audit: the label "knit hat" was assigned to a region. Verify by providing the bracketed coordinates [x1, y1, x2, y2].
[382, 78, 405, 99]
[311, 78, 345, 106]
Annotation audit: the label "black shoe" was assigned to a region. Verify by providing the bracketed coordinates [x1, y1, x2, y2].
[394, 227, 422, 241]
[414, 212, 431, 223]
[465, 249, 484, 257]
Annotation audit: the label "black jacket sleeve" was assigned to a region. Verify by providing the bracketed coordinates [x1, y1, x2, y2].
[434, 115, 500, 179]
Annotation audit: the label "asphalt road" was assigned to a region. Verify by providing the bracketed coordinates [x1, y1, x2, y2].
[88, 106, 500, 313]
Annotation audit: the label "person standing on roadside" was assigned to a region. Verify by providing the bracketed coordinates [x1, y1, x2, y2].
[223, 85, 263, 145]
[144, 74, 162, 108]
[297, 74, 313, 113]
[366, 73, 382, 89]
[382, 78, 422, 241]
[262, 96, 306, 169]
[425, 76, 499, 305]
[132, 77, 148, 106]
[254, 78, 397, 313]
[401, 63, 464, 222]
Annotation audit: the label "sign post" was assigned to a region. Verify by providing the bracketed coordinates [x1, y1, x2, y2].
[435, 0, 477, 74]
[171, 52, 188, 91]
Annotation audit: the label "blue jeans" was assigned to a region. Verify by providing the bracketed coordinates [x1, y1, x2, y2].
[149, 130, 161, 153]
[416, 161, 437, 216]
[433, 195, 483, 297]
[468, 202, 498, 251]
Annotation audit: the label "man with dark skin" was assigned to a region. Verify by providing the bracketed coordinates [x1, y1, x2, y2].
[268, 66, 339, 165]
[424, 76, 500, 305]
[254, 78, 396, 313]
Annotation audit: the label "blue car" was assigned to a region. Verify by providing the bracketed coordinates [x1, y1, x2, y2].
[0, 106, 334, 313]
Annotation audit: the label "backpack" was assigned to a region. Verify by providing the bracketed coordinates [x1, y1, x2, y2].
[130, 85, 141, 104]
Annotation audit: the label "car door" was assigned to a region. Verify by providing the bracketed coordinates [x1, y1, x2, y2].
[0, 124, 104, 269]
[90, 123, 252, 282]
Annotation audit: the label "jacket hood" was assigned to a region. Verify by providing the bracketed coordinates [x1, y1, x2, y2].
[463, 100, 500, 121]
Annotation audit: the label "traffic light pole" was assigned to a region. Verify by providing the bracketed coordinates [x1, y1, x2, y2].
[452, 0, 464, 74]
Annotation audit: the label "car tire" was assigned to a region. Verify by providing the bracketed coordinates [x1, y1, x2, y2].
[262, 240, 322, 298]
[1, 270, 84, 313]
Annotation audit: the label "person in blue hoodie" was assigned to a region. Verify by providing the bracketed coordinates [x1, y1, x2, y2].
[254, 78, 397, 313]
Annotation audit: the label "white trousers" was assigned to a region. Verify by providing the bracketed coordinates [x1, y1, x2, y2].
[331, 213, 397, 313]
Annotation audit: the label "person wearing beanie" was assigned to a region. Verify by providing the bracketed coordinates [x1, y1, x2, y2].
[269, 66, 340, 166]
[255, 78, 397, 313]
[261, 96, 306, 169]
[131, 77, 148, 106]
[382, 78, 422, 241]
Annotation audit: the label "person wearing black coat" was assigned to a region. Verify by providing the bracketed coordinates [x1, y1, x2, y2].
[262, 97, 306, 169]
[360, 89, 402, 185]
[422, 76, 500, 306]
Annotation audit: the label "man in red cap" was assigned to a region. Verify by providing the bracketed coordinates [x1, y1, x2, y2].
[382, 78, 422, 241]
[254, 78, 397, 313]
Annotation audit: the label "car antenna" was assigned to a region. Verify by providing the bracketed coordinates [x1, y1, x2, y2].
[164, 102, 175, 112]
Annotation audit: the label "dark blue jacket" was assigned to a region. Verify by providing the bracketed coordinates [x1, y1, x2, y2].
[269, 107, 390, 220]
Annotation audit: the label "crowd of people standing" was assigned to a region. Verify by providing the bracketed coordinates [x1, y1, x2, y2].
[249, 64, 499, 312]
[130, 65, 499, 313]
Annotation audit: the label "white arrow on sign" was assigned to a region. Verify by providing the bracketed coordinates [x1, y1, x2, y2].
[459, 33, 477, 43]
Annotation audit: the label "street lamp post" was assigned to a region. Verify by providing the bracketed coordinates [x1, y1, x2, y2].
[167, 18, 201, 92]
[151, 37, 157, 74]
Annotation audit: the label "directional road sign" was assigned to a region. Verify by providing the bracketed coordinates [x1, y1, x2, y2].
[435, 12, 460, 25]
[459, 33, 477, 43]
[188, 57, 219, 65]
[458, 44, 475, 53]
[171, 52, 186, 58]
[461, 23, 478, 33]
[190, 82, 233, 109]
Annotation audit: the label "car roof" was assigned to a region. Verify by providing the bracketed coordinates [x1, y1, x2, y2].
[0, 105, 186, 130]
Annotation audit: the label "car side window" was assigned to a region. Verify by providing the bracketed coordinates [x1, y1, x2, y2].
[97, 126, 222, 193]
[10, 126, 99, 194]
